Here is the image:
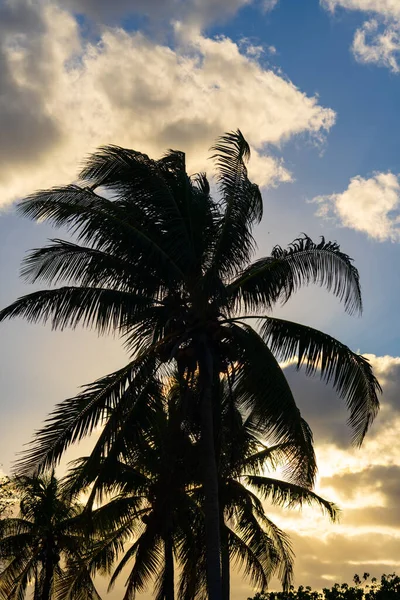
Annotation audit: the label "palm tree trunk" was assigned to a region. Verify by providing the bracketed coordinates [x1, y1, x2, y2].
[221, 522, 230, 600]
[164, 534, 174, 600]
[41, 556, 53, 600]
[199, 340, 222, 600]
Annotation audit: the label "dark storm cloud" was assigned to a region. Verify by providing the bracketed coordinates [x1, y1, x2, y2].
[0, 1, 60, 173]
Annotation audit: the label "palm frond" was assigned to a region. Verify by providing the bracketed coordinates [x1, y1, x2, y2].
[54, 561, 102, 600]
[209, 130, 262, 278]
[15, 352, 157, 475]
[227, 526, 270, 592]
[18, 185, 185, 283]
[229, 234, 362, 315]
[241, 442, 304, 480]
[0, 286, 155, 335]
[245, 475, 339, 521]
[21, 239, 151, 292]
[109, 524, 162, 599]
[227, 323, 317, 487]
[259, 316, 381, 444]
[78, 145, 197, 273]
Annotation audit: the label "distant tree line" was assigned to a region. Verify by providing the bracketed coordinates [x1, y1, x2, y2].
[248, 574, 400, 600]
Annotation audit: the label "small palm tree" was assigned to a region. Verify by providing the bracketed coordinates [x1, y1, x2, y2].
[0, 472, 98, 600]
[0, 131, 380, 599]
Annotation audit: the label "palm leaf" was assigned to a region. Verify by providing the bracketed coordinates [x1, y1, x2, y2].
[20, 239, 155, 293]
[245, 475, 339, 520]
[18, 185, 185, 283]
[229, 234, 362, 315]
[0, 286, 155, 335]
[78, 145, 197, 272]
[209, 130, 263, 278]
[259, 316, 381, 444]
[227, 322, 317, 487]
[15, 352, 157, 474]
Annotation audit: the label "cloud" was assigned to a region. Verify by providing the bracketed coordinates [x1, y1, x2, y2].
[322, 464, 400, 527]
[64, 0, 253, 30]
[282, 354, 400, 450]
[268, 355, 400, 589]
[0, 3, 335, 207]
[321, 0, 400, 20]
[0, 1, 62, 172]
[312, 172, 400, 241]
[287, 531, 400, 588]
[321, 1, 400, 72]
[353, 19, 400, 72]
[262, 0, 279, 12]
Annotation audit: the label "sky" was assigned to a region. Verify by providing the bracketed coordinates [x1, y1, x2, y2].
[1, 0, 400, 597]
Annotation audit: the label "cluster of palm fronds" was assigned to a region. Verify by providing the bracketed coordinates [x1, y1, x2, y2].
[0, 383, 338, 600]
[0, 131, 381, 600]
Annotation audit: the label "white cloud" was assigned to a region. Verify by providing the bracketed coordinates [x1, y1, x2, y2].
[321, 0, 400, 20]
[321, 0, 400, 72]
[262, 0, 279, 12]
[313, 172, 400, 241]
[353, 18, 400, 73]
[0, 3, 335, 207]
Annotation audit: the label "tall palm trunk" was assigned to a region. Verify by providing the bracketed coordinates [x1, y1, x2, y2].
[199, 340, 222, 600]
[163, 534, 174, 600]
[221, 516, 230, 600]
[41, 554, 54, 600]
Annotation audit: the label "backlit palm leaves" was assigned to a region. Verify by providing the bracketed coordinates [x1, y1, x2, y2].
[58, 382, 338, 600]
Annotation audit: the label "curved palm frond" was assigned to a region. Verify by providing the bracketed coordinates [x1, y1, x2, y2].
[78, 145, 198, 272]
[60, 375, 163, 505]
[259, 316, 381, 445]
[18, 185, 185, 285]
[227, 323, 316, 487]
[245, 475, 339, 521]
[20, 240, 158, 293]
[0, 551, 37, 600]
[54, 560, 102, 600]
[209, 130, 263, 279]
[234, 500, 293, 591]
[0, 286, 156, 335]
[16, 352, 157, 475]
[229, 234, 362, 315]
[240, 442, 307, 481]
[108, 524, 162, 599]
[227, 526, 270, 592]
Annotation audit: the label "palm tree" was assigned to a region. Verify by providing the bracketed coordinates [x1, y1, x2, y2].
[183, 381, 339, 600]
[60, 396, 199, 600]
[0, 131, 381, 599]
[60, 378, 337, 600]
[0, 472, 98, 600]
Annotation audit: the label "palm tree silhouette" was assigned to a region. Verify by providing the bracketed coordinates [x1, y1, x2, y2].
[0, 131, 380, 599]
[59, 378, 338, 600]
[0, 472, 98, 600]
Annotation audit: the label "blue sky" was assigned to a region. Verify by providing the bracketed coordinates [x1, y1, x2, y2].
[1, 0, 400, 596]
